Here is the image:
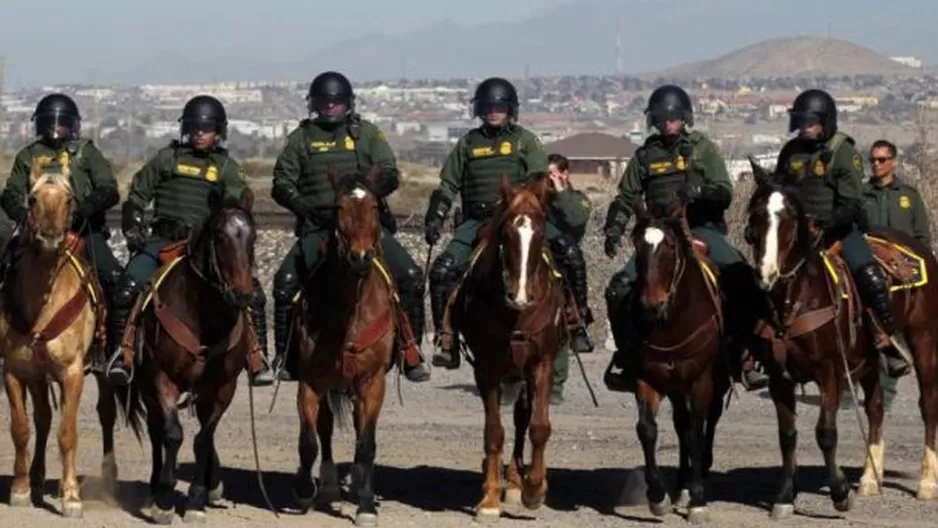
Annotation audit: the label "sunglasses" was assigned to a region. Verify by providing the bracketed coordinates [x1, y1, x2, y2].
[869, 156, 894, 164]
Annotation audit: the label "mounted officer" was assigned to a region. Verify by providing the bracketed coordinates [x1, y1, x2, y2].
[773, 89, 912, 378]
[601, 84, 769, 393]
[103, 94, 272, 386]
[424, 76, 595, 370]
[0, 92, 122, 373]
[269, 70, 430, 383]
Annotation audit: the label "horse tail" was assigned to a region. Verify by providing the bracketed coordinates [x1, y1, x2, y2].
[113, 380, 146, 444]
[326, 390, 354, 432]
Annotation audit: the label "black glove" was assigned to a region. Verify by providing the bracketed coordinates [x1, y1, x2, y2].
[425, 218, 442, 245]
[69, 198, 96, 232]
[604, 236, 620, 258]
[677, 182, 701, 203]
[125, 226, 146, 252]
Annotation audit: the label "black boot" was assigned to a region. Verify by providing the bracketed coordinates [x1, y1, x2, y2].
[559, 241, 595, 353]
[856, 263, 912, 377]
[104, 276, 140, 386]
[603, 284, 638, 393]
[249, 277, 273, 386]
[429, 254, 461, 369]
[398, 278, 431, 382]
[88, 269, 122, 375]
[272, 297, 295, 381]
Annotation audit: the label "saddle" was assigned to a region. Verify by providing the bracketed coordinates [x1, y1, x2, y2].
[158, 240, 188, 266]
[691, 236, 710, 257]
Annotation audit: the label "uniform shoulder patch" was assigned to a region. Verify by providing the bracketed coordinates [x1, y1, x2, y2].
[852, 153, 863, 170]
[899, 195, 911, 209]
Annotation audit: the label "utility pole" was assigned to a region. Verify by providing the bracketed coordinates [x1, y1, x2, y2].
[0, 56, 6, 154]
[615, 15, 622, 75]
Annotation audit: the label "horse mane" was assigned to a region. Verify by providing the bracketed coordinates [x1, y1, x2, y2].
[746, 172, 816, 260]
[632, 199, 694, 260]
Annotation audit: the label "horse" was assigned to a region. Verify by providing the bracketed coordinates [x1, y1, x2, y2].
[116, 186, 264, 524]
[0, 161, 141, 518]
[441, 173, 565, 522]
[289, 166, 409, 527]
[744, 157, 938, 518]
[615, 197, 730, 523]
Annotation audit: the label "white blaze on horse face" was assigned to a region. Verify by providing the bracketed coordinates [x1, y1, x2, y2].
[350, 187, 367, 200]
[761, 191, 786, 287]
[643, 226, 664, 253]
[513, 214, 535, 306]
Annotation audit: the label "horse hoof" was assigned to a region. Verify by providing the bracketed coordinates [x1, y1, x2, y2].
[833, 490, 855, 512]
[503, 488, 522, 506]
[9, 490, 31, 507]
[770, 503, 794, 520]
[649, 495, 672, 517]
[675, 489, 691, 509]
[207, 482, 224, 504]
[150, 505, 175, 525]
[916, 481, 938, 500]
[355, 511, 378, 527]
[475, 507, 501, 523]
[61, 500, 83, 518]
[315, 484, 342, 506]
[183, 509, 207, 524]
[687, 506, 709, 524]
[857, 479, 881, 497]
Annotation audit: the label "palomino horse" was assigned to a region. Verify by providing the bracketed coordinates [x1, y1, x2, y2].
[289, 167, 419, 526]
[745, 158, 938, 518]
[116, 187, 265, 524]
[0, 162, 141, 518]
[621, 197, 731, 523]
[441, 173, 565, 521]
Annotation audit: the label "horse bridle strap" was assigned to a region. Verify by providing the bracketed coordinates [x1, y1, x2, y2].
[151, 288, 245, 359]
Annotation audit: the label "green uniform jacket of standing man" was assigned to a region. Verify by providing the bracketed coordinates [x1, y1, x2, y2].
[270, 70, 430, 384]
[0, 93, 122, 373]
[863, 177, 932, 248]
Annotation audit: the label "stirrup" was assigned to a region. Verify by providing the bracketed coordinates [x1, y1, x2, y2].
[104, 350, 134, 385]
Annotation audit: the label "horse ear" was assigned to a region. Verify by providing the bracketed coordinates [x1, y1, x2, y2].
[530, 171, 551, 206]
[667, 199, 685, 219]
[748, 155, 773, 188]
[499, 172, 514, 201]
[207, 187, 223, 211]
[365, 166, 381, 193]
[327, 166, 342, 189]
[632, 197, 647, 221]
[238, 187, 255, 212]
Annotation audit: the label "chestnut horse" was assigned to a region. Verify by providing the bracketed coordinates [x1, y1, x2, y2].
[289, 167, 409, 527]
[621, 198, 730, 523]
[745, 158, 938, 519]
[0, 162, 141, 518]
[116, 187, 266, 524]
[441, 173, 565, 522]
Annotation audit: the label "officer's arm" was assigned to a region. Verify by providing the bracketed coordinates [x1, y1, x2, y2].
[911, 188, 933, 247]
[365, 124, 399, 198]
[830, 146, 865, 229]
[126, 152, 164, 211]
[426, 138, 466, 223]
[0, 151, 31, 224]
[772, 144, 794, 186]
[551, 187, 592, 242]
[521, 130, 549, 175]
[698, 140, 733, 210]
[218, 159, 249, 206]
[603, 156, 642, 239]
[271, 130, 306, 214]
[81, 142, 120, 215]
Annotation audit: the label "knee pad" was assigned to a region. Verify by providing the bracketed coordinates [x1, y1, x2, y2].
[113, 275, 142, 310]
[273, 269, 299, 304]
[429, 253, 457, 284]
[251, 277, 267, 309]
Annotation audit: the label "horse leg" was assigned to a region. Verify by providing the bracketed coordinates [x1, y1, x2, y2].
[768, 375, 798, 519]
[150, 377, 183, 525]
[352, 374, 386, 527]
[504, 385, 532, 506]
[474, 371, 505, 521]
[672, 400, 692, 509]
[521, 357, 553, 510]
[145, 408, 165, 505]
[57, 368, 85, 518]
[183, 380, 237, 523]
[4, 372, 31, 507]
[315, 399, 341, 505]
[26, 380, 52, 505]
[858, 365, 885, 496]
[684, 372, 716, 524]
[635, 380, 669, 516]
[816, 372, 854, 512]
[912, 328, 938, 500]
[95, 374, 119, 494]
[293, 380, 321, 511]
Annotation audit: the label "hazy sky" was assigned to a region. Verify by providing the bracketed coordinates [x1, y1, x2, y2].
[0, 0, 933, 89]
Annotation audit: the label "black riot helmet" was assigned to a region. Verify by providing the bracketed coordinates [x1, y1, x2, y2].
[788, 89, 837, 138]
[471, 77, 519, 121]
[32, 93, 81, 142]
[645, 85, 694, 133]
[178, 95, 228, 143]
[306, 71, 355, 124]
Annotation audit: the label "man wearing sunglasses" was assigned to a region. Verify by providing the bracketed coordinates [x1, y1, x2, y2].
[773, 89, 912, 378]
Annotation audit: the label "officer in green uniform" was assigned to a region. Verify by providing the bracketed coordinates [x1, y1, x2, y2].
[0, 93, 122, 372]
[601, 84, 769, 393]
[103, 95, 272, 386]
[772, 89, 912, 379]
[425, 77, 595, 370]
[269, 71, 430, 383]
[546, 153, 593, 405]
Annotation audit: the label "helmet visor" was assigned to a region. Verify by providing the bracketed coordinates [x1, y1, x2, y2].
[180, 117, 220, 137]
[645, 106, 684, 130]
[474, 100, 511, 116]
[34, 112, 79, 140]
[788, 110, 822, 133]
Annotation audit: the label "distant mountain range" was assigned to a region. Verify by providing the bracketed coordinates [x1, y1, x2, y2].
[106, 0, 936, 85]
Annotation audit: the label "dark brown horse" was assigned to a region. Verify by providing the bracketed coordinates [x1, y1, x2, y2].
[619, 198, 729, 523]
[289, 167, 408, 527]
[117, 187, 265, 524]
[441, 173, 565, 522]
[745, 158, 938, 519]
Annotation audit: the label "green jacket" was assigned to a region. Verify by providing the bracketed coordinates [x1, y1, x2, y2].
[271, 117, 398, 232]
[603, 130, 732, 238]
[773, 131, 863, 231]
[1, 138, 118, 232]
[428, 124, 548, 222]
[550, 186, 592, 243]
[125, 141, 246, 238]
[862, 175, 932, 247]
